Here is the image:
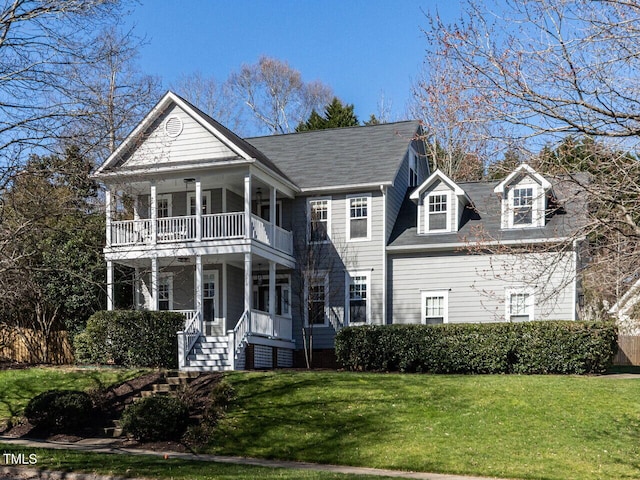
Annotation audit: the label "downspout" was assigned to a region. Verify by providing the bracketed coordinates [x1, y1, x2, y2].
[380, 184, 387, 325]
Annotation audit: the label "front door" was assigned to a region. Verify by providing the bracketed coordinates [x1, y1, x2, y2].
[201, 270, 219, 335]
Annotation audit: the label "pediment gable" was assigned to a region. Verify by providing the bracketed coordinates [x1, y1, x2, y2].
[409, 169, 469, 203]
[94, 91, 256, 177]
[493, 164, 551, 196]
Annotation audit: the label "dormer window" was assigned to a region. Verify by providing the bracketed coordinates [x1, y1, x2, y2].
[410, 170, 470, 235]
[427, 193, 448, 231]
[512, 187, 533, 225]
[494, 164, 552, 230]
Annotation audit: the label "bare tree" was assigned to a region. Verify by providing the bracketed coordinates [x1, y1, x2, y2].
[171, 71, 242, 133]
[422, 0, 640, 316]
[61, 25, 162, 162]
[0, 0, 122, 166]
[228, 56, 333, 135]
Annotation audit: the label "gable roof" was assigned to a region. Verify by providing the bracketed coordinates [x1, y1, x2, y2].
[493, 163, 552, 195]
[409, 169, 470, 202]
[388, 175, 587, 250]
[93, 91, 292, 184]
[246, 121, 421, 191]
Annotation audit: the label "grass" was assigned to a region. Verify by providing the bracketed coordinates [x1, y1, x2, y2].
[0, 366, 146, 421]
[0, 445, 397, 480]
[207, 371, 640, 480]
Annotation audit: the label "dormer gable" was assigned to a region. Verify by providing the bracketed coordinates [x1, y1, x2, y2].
[493, 164, 553, 229]
[410, 170, 470, 234]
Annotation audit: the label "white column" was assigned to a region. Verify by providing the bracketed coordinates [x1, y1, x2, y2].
[106, 259, 114, 310]
[195, 179, 202, 241]
[151, 256, 159, 311]
[150, 182, 158, 245]
[134, 267, 140, 310]
[222, 261, 228, 330]
[268, 261, 276, 336]
[133, 195, 140, 221]
[105, 188, 112, 247]
[269, 186, 276, 244]
[244, 252, 252, 319]
[195, 254, 203, 331]
[244, 175, 251, 239]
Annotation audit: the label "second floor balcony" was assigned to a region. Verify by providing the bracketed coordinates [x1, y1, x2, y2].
[108, 212, 294, 255]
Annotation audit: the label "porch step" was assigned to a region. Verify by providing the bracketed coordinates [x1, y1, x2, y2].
[183, 334, 232, 372]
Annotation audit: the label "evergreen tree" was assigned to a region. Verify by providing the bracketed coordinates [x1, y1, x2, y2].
[296, 98, 359, 131]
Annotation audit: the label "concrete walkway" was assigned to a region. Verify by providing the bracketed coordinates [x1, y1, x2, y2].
[0, 436, 511, 480]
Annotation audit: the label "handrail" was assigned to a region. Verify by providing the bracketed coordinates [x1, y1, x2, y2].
[176, 310, 201, 368]
[229, 310, 250, 370]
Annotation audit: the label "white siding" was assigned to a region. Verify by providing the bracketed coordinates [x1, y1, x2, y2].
[124, 105, 238, 168]
[389, 251, 576, 324]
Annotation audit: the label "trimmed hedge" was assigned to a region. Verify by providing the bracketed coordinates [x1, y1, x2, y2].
[24, 390, 94, 432]
[121, 395, 189, 441]
[335, 321, 618, 374]
[74, 310, 185, 368]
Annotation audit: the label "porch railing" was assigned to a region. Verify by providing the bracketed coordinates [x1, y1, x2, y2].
[228, 310, 250, 371]
[250, 310, 292, 340]
[175, 309, 201, 369]
[203, 212, 245, 239]
[108, 212, 293, 255]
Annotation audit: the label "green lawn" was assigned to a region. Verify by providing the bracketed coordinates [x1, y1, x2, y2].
[0, 445, 396, 480]
[208, 371, 640, 480]
[0, 367, 145, 421]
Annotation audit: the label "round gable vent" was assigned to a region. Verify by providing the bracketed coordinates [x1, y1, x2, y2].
[165, 115, 183, 138]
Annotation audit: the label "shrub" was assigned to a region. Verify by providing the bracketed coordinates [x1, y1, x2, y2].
[74, 310, 185, 368]
[24, 390, 94, 432]
[183, 379, 236, 447]
[335, 321, 618, 375]
[121, 395, 189, 441]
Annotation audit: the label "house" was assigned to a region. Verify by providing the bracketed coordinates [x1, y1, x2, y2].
[93, 91, 584, 371]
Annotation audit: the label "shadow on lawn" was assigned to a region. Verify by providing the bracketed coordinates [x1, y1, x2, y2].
[210, 372, 457, 465]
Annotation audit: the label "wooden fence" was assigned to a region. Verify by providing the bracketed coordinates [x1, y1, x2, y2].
[614, 335, 640, 366]
[0, 326, 73, 364]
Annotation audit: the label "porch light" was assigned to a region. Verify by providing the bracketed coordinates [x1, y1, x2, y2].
[177, 257, 190, 263]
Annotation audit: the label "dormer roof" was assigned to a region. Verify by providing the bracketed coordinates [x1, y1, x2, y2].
[493, 164, 552, 196]
[409, 169, 470, 203]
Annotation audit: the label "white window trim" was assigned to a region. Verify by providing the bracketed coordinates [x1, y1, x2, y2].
[195, 269, 219, 324]
[187, 190, 212, 216]
[420, 290, 449, 324]
[158, 272, 174, 311]
[505, 287, 535, 322]
[346, 194, 371, 242]
[408, 148, 418, 187]
[506, 183, 541, 229]
[345, 270, 371, 326]
[304, 271, 330, 327]
[424, 191, 452, 233]
[307, 197, 331, 243]
[156, 193, 173, 218]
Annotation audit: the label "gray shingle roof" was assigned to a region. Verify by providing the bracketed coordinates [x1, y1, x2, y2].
[247, 121, 421, 190]
[388, 176, 587, 248]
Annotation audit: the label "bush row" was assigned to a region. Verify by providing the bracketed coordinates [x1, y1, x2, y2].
[74, 310, 185, 368]
[335, 321, 618, 374]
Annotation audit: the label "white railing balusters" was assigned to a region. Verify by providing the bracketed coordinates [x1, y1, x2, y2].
[109, 212, 292, 255]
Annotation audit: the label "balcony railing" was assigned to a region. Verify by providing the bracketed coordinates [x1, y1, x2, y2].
[249, 310, 293, 340]
[109, 211, 293, 255]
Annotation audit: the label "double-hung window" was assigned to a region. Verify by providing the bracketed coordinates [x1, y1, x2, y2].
[347, 195, 370, 241]
[426, 193, 448, 232]
[308, 198, 330, 242]
[156, 194, 172, 218]
[409, 151, 418, 187]
[512, 187, 533, 226]
[506, 288, 534, 322]
[158, 274, 173, 311]
[421, 290, 448, 324]
[346, 272, 369, 325]
[307, 274, 329, 326]
[187, 191, 211, 216]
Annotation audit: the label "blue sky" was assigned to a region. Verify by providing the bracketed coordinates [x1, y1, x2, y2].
[125, 1, 462, 123]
